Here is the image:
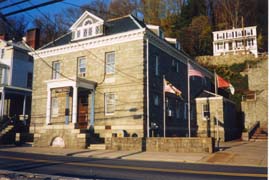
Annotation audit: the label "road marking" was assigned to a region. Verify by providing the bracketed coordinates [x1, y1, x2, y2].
[0, 155, 267, 178]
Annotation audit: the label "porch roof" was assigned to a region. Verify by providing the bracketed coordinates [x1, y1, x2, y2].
[45, 77, 97, 90]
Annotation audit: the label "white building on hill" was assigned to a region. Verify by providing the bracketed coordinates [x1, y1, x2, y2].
[212, 26, 258, 57]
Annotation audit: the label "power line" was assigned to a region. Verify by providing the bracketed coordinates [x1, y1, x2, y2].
[0, 0, 30, 10]
[2, 0, 63, 17]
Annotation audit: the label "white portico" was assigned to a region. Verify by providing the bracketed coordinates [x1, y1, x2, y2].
[45, 77, 96, 128]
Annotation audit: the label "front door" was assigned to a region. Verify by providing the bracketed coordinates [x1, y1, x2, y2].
[78, 95, 88, 129]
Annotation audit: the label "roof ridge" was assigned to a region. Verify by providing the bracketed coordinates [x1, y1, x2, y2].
[106, 15, 130, 22]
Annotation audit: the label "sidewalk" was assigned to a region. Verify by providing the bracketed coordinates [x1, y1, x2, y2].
[0, 140, 267, 167]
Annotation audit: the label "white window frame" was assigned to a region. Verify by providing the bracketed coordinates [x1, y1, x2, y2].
[202, 103, 210, 120]
[78, 57, 86, 77]
[105, 52, 115, 74]
[51, 97, 59, 117]
[73, 18, 103, 41]
[155, 55, 159, 76]
[52, 61, 60, 79]
[105, 93, 116, 115]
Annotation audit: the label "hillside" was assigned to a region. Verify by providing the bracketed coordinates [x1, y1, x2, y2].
[196, 54, 267, 108]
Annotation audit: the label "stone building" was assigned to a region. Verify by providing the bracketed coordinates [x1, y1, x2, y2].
[30, 11, 237, 148]
[212, 26, 258, 57]
[241, 59, 268, 130]
[195, 91, 239, 142]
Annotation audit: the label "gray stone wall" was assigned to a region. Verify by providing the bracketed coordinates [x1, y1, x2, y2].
[106, 137, 145, 151]
[146, 137, 214, 153]
[105, 137, 214, 153]
[241, 59, 268, 129]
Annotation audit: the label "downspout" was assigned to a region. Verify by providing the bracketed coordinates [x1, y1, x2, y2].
[146, 38, 149, 138]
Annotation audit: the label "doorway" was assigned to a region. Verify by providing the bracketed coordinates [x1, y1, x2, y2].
[77, 93, 89, 129]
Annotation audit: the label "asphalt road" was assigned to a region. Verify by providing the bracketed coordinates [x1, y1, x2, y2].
[0, 151, 267, 180]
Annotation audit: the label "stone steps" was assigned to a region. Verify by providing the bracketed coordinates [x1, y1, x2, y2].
[250, 127, 268, 142]
[88, 144, 106, 150]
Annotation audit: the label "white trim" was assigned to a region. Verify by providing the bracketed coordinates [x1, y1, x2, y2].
[129, 15, 142, 29]
[45, 77, 96, 90]
[30, 29, 145, 59]
[70, 11, 104, 30]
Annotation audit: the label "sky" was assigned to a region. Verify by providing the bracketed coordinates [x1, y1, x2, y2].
[0, 0, 102, 29]
[1, 0, 90, 16]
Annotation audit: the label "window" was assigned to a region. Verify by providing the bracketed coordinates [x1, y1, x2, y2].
[88, 27, 92, 36]
[154, 94, 159, 106]
[176, 62, 179, 73]
[184, 103, 187, 120]
[155, 55, 159, 76]
[27, 72, 33, 88]
[52, 61, 60, 79]
[96, 26, 101, 34]
[176, 101, 180, 119]
[0, 49, 4, 59]
[77, 57, 86, 77]
[51, 97, 59, 116]
[202, 103, 210, 120]
[105, 93, 115, 115]
[105, 52, 115, 74]
[77, 30, 81, 38]
[83, 29, 87, 37]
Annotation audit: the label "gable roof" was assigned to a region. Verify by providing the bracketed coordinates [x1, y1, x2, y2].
[70, 11, 104, 30]
[41, 14, 145, 50]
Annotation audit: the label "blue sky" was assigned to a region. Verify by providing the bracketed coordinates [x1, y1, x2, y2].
[1, 0, 90, 16]
[0, 0, 104, 29]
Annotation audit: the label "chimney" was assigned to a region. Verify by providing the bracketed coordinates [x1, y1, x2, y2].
[0, 34, 7, 41]
[26, 28, 40, 50]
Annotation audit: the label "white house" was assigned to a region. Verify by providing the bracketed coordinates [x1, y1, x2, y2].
[0, 29, 38, 122]
[212, 26, 258, 57]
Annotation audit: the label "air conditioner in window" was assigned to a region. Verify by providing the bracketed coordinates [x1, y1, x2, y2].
[79, 73, 86, 77]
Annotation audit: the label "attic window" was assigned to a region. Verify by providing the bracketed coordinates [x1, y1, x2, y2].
[84, 19, 92, 26]
[72, 17, 103, 41]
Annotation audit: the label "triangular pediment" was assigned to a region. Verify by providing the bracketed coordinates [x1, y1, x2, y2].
[70, 11, 104, 31]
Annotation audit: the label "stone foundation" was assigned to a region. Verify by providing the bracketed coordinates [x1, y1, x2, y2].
[106, 137, 214, 153]
[32, 124, 89, 149]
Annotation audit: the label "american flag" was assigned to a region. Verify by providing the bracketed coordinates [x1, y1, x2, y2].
[188, 63, 205, 77]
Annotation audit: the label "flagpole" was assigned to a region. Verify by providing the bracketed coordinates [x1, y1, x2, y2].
[187, 61, 191, 137]
[163, 75, 166, 137]
[214, 70, 218, 95]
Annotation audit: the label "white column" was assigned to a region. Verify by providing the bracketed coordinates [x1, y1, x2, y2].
[72, 86, 78, 124]
[46, 88, 51, 125]
[23, 95, 26, 117]
[90, 89, 95, 127]
[0, 88, 5, 117]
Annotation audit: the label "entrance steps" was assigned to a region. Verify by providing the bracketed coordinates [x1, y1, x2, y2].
[250, 127, 268, 142]
[88, 144, 106, 150]
[0, 125, 15, 144]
